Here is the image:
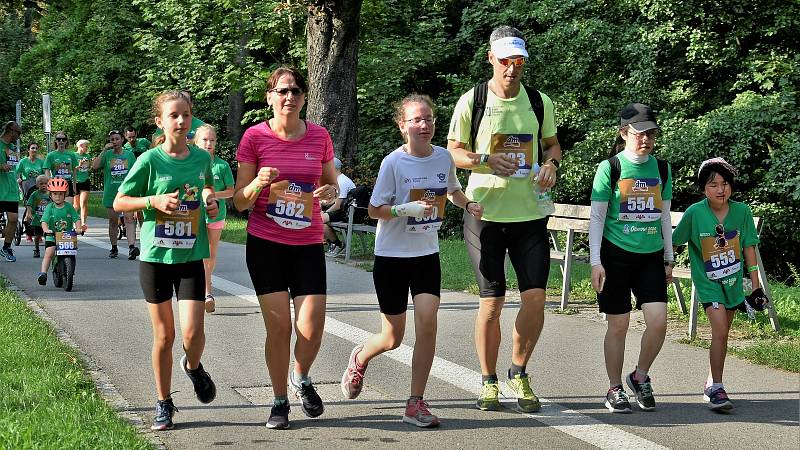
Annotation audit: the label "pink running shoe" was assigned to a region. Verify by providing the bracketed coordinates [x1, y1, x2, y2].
[402, 399, 440, 428]
[341, 345, 367, 399]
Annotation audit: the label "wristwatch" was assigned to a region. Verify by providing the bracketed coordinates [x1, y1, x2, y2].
[479, 154, 489, 166]
[546, 158, 560, 169]
[664, 261, 676, 268]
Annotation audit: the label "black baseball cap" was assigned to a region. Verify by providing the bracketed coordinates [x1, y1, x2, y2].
[619, 103, 659, 132]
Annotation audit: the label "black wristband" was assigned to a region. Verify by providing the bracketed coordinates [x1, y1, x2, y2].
[546, 158, 560, 169]
[465, 201, 477, 210]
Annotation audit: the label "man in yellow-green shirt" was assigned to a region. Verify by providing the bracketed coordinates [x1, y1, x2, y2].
[447, 26, 562, 414]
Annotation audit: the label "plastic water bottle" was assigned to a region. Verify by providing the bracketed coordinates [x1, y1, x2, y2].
[533, 163, 555, 216]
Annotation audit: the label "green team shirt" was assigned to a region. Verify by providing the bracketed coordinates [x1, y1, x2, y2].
[41, 202, 79, 243]
[118, 145, 213, 264]
[207, 156, 234, 224]
[99, 149, 137, 208]
[590, 153, 673, 254]
[44, 150, 79, 181]
[74, 152, 93, 183]
[0, 141, 19, 202]
[673, 199, 759, 308]
[123, 138, 152, 156]
[26, 190, 51, 226]
[447, 86, 557, 222]
[16, 157, 45, 181]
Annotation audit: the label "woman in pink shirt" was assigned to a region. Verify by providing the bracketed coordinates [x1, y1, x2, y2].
[234, 66, 338, 430]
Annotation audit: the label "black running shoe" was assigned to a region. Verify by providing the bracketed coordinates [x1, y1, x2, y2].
[605, 385, 632, 413]
[128, 246, 140, 260]
[109, 247, 118, 258]
[180, 355, 216, 404]
[626, 371, 656, 411]
[151, 398, 178, 431]
[289, 371, 324, 418]
[266, 402, 290, 429]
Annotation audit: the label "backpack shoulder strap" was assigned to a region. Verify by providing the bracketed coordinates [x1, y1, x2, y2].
[656, 157, 669, 193]
[523, 85, 545, 165]
[469, 81, 489, 152]
[607, 154, 621, 197]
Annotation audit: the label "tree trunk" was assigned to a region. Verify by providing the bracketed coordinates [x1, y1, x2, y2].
[305, 0, 362, 167]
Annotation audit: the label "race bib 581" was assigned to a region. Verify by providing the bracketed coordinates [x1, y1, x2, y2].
[154, 201, 201, 248]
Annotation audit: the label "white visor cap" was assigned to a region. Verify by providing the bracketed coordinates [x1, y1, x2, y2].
[490, 37, 529, 59]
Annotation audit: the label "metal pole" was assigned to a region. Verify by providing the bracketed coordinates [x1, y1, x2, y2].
[42, 94, 51, 151]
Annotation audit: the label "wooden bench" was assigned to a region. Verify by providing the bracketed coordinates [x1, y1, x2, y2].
[328, 204, 376, 262]
[549, 204, 780, 337]
[547, 204, 592, 309]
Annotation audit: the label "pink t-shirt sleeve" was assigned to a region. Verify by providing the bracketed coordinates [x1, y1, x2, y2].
[236, 126, 258, 165]
[322, 133, 334, 165]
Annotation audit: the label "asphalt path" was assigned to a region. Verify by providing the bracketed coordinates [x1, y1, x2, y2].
[1, 216, 798, 449]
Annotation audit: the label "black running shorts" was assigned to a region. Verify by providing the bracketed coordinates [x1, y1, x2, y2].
[597, 239, 668, 314]
[139, 260, 206, 304]
[372, 252, 441, 315]
[463, 213, 550, 298]
[245, 233, 326, 298]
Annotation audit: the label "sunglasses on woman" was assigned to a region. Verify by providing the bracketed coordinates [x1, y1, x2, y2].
[270, 87, 304, 96]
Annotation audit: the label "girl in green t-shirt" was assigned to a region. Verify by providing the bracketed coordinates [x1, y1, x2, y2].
[193, 124, 234, 314]
[113, 90, 220, 431]
[672, 158, 768, 411]
[92, 130, 138, 259]
[589, 103, 674, 414]
[73, 139, 93, 229]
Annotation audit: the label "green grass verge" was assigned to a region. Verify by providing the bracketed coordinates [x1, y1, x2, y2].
[0, 278, 152, 449]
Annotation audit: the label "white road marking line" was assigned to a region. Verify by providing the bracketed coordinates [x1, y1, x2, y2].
[212, 275, 667, 450]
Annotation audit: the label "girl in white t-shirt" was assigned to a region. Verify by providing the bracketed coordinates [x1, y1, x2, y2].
[340, 94, 483, 427]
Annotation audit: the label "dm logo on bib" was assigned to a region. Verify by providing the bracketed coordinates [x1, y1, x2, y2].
[504, 135, 521, 148]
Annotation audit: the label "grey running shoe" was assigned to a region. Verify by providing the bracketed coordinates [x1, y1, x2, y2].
[704, 386, 734, 411]
[626, 371, 656, 411]
[605, 385, 632, 413]
[150, 398, 178, 431]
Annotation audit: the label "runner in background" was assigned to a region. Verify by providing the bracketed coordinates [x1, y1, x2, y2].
[73, 139, 92, 232]
[193, 124, 234, 313]
[24, 175, 50, 258]
[234, 66, 338, 430]
[341, 94, 483, 428]
[124, 126, 152, 158]
[17, 141, 44, 242]
[0, 121, 23, 262]
[93, 130, 138, 259]
[114, 90, 219, 431]
[43, 130, 78, 204]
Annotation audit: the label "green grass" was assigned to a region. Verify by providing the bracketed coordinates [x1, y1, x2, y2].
[0, 278, 153, 449]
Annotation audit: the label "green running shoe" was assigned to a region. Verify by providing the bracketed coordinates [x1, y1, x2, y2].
[506, 373, 541, 412]
[476, 381, 502, 411]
